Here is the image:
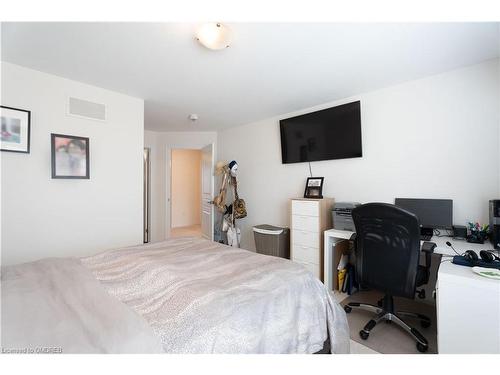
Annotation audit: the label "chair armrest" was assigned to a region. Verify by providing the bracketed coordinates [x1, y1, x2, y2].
[421, 241, 436, 254]
[420, 241, 436, 269]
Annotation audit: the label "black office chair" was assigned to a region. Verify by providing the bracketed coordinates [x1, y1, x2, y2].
[343, 203, 435, 353]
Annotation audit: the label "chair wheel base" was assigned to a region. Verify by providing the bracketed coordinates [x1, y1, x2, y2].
[416, 342, 428, 353]
[345, 295, 431, 353]
[359, 330, 369, 340]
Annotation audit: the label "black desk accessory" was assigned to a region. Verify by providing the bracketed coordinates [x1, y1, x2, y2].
[452, 225, 467, 240]
[489, 200, 500, 249]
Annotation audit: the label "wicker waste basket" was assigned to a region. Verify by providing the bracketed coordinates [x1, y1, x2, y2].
[253, 224, 290, 259]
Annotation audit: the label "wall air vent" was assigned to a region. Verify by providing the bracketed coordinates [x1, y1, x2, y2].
[68, 97, 106, 121]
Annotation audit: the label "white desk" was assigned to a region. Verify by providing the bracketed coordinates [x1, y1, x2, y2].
[324, 229, 355, 291]
[324, 228, 500, 353]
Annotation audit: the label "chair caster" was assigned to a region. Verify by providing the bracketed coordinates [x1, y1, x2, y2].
[420, 320, 431, 329]
[359, 330, 369, 340]
[344, 305, 352, 313]
[416, 342, 428, 353]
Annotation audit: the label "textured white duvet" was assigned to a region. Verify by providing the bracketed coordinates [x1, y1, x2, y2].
[81, 237, 350, 354]
[1, 258, 163, 353]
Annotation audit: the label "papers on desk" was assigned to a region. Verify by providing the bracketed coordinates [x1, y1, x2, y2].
[472, 266, 500, 280]
[337, 268, 347, 290]
[336, 254, 357, 294]
[338, 264, 357, 294]
[337, 254, 348, 270]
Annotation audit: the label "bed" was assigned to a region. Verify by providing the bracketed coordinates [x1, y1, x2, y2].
[1, 237, 350, 354]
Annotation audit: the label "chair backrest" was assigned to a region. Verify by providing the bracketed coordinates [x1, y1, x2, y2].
[352, 203, 421, 299]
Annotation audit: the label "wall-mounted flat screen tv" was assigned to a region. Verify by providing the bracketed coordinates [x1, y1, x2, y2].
[279, 101, 362, 164]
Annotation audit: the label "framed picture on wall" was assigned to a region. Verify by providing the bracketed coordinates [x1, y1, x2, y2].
[1, 105, 31, 153]
[304, 177, 324, 199]
[51, 133, 90, 179]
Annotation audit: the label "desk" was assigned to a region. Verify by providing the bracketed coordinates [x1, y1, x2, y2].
[324, 229, 500, 353]
[324, 229, 355, 291]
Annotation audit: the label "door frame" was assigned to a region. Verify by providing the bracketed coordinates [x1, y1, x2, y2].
[165, 142, 215, 240]
[143, 147, 151, 243]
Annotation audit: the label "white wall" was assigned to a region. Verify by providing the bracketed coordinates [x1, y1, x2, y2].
[218, 59, 500, 251]
[144, 131, 217, 242]
[1, 62, 144, 265]
[171, 149, 201, 228]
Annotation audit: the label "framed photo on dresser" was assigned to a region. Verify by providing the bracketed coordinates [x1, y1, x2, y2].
[304, 177, 324, 199]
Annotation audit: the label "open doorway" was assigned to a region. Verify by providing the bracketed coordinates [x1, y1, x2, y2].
[170, 149, 202, 237]
[167, 143, 214, 240]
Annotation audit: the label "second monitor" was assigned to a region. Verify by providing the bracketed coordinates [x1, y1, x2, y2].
[394, 198, 453, 240]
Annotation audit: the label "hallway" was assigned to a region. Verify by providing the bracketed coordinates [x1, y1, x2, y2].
[170, 224, 202, 238]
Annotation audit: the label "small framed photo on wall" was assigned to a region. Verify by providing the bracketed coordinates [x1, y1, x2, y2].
[1, 106, 31, 153]
[304, 177, 324, 199]
[51, 133, 90, 179]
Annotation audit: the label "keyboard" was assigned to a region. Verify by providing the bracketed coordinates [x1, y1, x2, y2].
[420, 234, 432, 241]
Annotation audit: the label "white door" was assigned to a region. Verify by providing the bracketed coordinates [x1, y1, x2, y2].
[201, 144, 214, 240]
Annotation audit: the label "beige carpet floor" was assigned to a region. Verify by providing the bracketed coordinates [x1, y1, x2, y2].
[342, 290, 437, 354]
[170, 225, 202, 238]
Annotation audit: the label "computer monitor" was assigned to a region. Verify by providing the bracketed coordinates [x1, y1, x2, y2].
[394, 198, 453, 230]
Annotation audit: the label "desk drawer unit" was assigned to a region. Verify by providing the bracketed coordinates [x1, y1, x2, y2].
[292, 229, 319, 247]
[290, 198, 333, 282]
[291, 200, 319, 217]
[292, 214, 318, 232]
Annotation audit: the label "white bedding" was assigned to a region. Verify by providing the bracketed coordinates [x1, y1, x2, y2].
[1, 258, 163, 353]
[81, 237, 350, 354]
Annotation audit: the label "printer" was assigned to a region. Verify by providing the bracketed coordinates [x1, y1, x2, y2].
[332, 202, 361, 232]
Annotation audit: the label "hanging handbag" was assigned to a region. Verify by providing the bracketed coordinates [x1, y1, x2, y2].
[227, 225, 241, 247]
[232, 177, 247, 219]
[226, 205, 241, 247]
[222, 216, 230, 232]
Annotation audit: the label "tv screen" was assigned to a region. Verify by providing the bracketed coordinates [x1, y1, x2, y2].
[279, 101, 362, 164]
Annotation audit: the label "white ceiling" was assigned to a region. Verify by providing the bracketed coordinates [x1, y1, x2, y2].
[1, 22, 499, 131]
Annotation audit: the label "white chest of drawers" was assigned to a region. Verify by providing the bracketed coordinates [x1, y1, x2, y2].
[290, 198, 334, 281]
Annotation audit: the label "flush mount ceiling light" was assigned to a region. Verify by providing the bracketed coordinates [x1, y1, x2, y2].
[196, 23, 232, 50]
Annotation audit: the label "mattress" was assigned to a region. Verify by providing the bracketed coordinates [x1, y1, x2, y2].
[81, 237, 350, 353]
[1, 237, 350, 354]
